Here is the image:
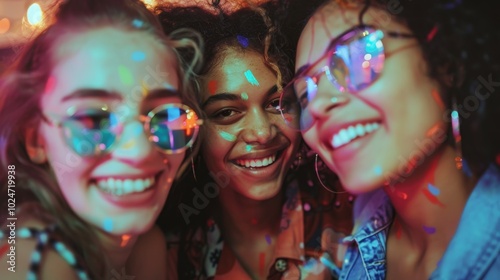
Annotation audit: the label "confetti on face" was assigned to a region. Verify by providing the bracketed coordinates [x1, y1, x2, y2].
[118, 65, 134, 86]
[44, 76, 57, 94]
[374, 166, 383, 175]
[237, 35, 249, 48]
[132, 19, 144, 28]
[120, 235, 131, 247]
[427, 183, 440, 196]
[422, 188, 446, 207]
[244, 69, 260, 86]
[246, 145, 252, 152]
[103, 218, 113, 232]
[241, 92, 249, 100]
[265, 234, 272, 245]
[395, 190, 408, 200]
[208, 80, 217, 95]
[131, 51, 146, 62]
[219, 131, 237, 142]
[423, 225, 436, 234]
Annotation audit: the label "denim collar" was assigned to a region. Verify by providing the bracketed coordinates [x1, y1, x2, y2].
[431, 164, 500, 279]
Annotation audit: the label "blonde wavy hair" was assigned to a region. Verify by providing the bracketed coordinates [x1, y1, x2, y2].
[0, 0, 202, 278]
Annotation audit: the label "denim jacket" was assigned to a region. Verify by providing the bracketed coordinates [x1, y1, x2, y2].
[339, 164, 500, 280]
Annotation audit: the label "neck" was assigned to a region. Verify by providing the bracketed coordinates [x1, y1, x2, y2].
[96, 229, 139, 271]
[384, 145, 476, 250]
[215, 187, 284, 244]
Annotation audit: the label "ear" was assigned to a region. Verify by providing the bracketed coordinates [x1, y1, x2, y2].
[25, 127, 47, 164]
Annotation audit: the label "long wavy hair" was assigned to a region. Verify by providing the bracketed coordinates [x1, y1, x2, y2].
[0, 0, 202, 278]
[286, 0, 500, 175]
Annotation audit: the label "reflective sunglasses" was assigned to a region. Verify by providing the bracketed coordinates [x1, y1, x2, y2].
[279, 25, 414, 131]
[42, 103, 203, 156]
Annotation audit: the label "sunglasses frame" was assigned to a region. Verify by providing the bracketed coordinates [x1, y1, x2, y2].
[279, 24, 414, 131]
[42, 103, 203, 156]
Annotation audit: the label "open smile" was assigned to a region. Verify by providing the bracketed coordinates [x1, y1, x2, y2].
[330, 121, 381, 149]
[232, 149, 285, 169]
[89, 171, 163, 197]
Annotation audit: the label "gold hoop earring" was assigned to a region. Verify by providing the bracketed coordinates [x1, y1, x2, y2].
[315, 154, 347, 194]
[190, 147, 197, 182]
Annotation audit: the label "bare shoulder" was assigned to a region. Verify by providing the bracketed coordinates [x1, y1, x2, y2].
[126, 225, 167, 280]
[0, 217, 80, 280]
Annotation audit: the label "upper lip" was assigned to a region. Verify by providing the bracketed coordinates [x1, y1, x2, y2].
[320, 118, 382, 149]
[230, 146, 287, 161]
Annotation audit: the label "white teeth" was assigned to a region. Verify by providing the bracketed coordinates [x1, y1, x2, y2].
[93, 176, 156, 196]
[331, 122, 381, 149]
[235, 154, 277, 169]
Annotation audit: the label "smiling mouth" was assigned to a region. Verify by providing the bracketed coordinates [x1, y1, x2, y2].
[331, 122, 381, 149]
[89, 173, 161, 197]
[233, 150, 284, 169]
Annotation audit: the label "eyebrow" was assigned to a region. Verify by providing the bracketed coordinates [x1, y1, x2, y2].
[61, 88, 179, 102]
[202, 85, 278, 109]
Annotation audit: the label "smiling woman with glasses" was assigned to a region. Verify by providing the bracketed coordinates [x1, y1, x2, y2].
[0, 0, 202, 279]
[283, 0, 500, 279]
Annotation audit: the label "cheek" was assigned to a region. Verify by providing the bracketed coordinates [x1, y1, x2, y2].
[303, 129, 320, 151]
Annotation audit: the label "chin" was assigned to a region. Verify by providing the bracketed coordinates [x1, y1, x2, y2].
[339, 174, 383, 195]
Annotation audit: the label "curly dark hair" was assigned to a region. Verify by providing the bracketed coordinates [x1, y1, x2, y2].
[286, 0, 500, 174]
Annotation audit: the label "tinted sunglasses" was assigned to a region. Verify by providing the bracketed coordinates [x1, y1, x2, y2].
[279, 25, 414, 131]
[43, 103, 203, 157]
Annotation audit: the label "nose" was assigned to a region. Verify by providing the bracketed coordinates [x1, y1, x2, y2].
[306, 77, 350, 121]
[240, 108, 277, 144]
[111, 121, 157, 163]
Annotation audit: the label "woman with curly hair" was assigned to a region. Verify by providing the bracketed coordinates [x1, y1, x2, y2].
[280, 0, 500, 278]
[153, 1, 354, 279]
[0, 0, 203, 278]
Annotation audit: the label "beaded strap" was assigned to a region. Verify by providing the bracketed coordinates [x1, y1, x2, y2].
[0, 227, 90, 280]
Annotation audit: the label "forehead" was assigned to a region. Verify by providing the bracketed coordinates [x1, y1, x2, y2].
[296, 2, 406, 71]
[44, 27, 179, 106]
[205, 48, 275, 92]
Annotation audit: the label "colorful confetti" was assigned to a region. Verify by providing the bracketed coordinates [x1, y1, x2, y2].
[241, 92, 249, 100]
[44, 76, 57, 94]
[237, 35, 249, 48]
[121, 235, 131, 247]
[265, 234, 272, 245]
[246, 145, 252, 152]
[244, 70, 260, 86]
[131, 51, 146, 61]
[304, 203, 311, 211]
[374, 166, 383, 175]
[208, 80, 217, 95]
[132, 19, 144, 28]
[103, 218, 113, 232]
[219, 131, 236, 142]
[423, 225, 436, 234]
[422, 188, 446, 207]
[118, 65, 134, 86]
[427, 183, 440, 196]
